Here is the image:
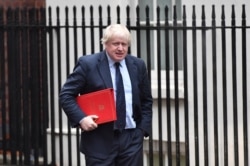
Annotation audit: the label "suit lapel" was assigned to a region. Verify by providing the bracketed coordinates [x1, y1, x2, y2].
[125, 56, 138, 97]
[97, 52, 113, 88]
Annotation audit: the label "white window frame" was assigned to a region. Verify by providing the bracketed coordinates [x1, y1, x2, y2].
[137, 0, 184, 99]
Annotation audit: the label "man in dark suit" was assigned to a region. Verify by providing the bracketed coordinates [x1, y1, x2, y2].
[59, 24, 152, 166]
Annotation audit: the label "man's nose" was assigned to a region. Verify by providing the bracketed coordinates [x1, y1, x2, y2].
[117, 44, 123, 49]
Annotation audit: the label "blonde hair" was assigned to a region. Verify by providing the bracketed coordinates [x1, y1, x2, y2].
[101, 24, 131, 46]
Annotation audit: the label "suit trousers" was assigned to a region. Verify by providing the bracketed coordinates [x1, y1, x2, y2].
[84, 128, 144, 166]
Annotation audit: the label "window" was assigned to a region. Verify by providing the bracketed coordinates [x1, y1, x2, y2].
[138, 0, 184, 98]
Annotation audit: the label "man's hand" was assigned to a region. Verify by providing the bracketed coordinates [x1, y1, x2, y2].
[80, 115, 98, 131]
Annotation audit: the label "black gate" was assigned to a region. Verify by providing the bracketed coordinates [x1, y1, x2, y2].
[0, 7, 48, 165]
[0, 4, 249, 166]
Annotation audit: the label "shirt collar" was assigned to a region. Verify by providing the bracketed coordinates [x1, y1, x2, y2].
[106, 51, 126, 68]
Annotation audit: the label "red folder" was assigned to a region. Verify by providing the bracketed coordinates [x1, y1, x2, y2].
[76, 88, 117, 124]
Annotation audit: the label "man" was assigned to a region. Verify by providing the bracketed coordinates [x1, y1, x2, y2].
[59, 24, 152, 166]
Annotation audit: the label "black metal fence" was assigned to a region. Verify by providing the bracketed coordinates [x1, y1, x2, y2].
[0, 4, 249, 166]
[0, 7, 48, 166]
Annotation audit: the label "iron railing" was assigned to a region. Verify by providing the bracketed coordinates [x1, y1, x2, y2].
[0, 4, 249, 166]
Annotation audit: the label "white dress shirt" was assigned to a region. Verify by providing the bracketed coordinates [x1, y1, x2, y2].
[106, 54, 136, 129]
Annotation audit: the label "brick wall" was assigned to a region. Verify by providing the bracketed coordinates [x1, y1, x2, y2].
[0, 0, 45, 9]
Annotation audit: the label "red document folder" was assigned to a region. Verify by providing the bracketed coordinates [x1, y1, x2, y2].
[76, 88, 117, 124]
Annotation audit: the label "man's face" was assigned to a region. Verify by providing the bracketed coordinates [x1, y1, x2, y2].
[105, 36, 129, 62]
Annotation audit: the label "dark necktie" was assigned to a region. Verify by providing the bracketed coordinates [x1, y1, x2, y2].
[115, 62, 126, 129]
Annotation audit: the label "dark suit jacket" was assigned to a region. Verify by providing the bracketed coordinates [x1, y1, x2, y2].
[59, 51, 152, 159]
